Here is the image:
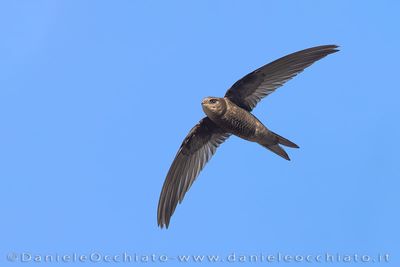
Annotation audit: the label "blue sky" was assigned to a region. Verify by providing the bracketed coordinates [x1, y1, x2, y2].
[0, 1, 399, 266]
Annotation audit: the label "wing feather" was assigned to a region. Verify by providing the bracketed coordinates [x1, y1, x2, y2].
[225, 45, 339, 111]
[157, 117, 230, 228]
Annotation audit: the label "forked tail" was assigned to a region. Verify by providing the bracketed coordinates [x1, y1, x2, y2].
[270, 131, 299, 148]
[259, 131, 299, 160]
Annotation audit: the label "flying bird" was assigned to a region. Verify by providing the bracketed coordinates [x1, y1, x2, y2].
[158, 45, 339, 228]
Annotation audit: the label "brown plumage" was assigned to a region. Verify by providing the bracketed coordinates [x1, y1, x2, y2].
[158, 45, 339, 228]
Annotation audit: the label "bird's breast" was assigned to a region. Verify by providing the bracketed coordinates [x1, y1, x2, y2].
[211, 100, 265, 142]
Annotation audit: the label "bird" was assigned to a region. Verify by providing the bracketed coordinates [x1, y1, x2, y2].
[157, 45, 339, 228]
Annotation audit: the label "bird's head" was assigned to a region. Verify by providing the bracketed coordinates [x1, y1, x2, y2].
[201, 97, 226, 118]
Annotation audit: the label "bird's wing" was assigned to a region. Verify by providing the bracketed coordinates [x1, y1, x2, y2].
[157, 117, 230, 228]
[225, 45, 339, 111]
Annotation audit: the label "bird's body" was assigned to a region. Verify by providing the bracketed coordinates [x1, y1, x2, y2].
[157, 45, 339, 228]
[203, 97, 262, 142]
[202, 97, 295, 159]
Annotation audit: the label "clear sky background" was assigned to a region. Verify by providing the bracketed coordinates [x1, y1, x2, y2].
[0, 1, 399, 266]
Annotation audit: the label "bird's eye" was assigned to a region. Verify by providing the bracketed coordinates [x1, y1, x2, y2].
[209, 99, 217, 104]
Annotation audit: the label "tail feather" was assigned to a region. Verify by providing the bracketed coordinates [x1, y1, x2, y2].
[259, 130, 299, 160]
[262, 143, 290, 161]
[270, 131, 299, 148]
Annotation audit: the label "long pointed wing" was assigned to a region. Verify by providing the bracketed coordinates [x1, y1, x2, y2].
[157, 117, 230, 228]
[225, 45, 339, 111]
